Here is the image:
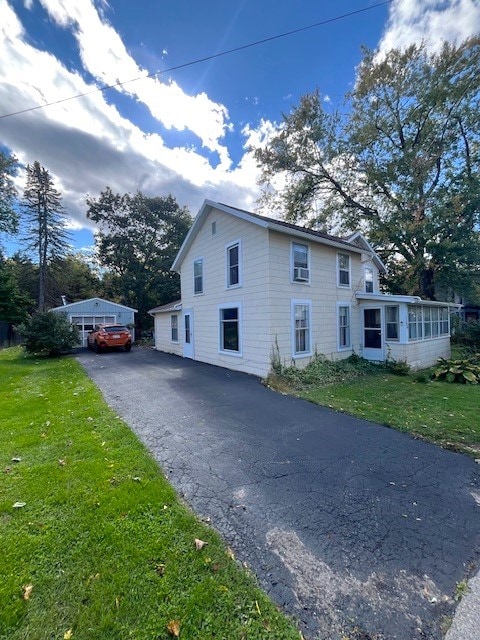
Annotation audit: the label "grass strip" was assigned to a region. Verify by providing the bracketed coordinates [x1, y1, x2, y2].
[0, 348, 300, 640]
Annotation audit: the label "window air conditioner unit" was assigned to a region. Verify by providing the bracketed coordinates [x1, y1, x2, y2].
[294, 267, 309, 281]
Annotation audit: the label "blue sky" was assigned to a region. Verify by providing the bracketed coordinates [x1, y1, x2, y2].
[1, 0, 479, 255]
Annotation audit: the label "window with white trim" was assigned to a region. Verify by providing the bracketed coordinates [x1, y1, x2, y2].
[219, 305, 241, 353]
[337, 253, 350, 287]
[408, 306, 423, 340]
[171, 314, 178, 342]
[440, 307, 449, 334]
[193, 258, 203, 294]
[364, 266, 374, 293]
[292, 242, 309, 282]
[226, 241, 241, 288]
[385, 305, 399, 341]
[292, 301, 311, 356]
[338, 304, 351, 349]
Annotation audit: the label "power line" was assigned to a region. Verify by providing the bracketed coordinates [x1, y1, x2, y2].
[0, 0, 392, 120]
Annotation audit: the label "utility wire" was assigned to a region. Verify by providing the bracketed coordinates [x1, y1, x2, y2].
[0, 0, 392, 120]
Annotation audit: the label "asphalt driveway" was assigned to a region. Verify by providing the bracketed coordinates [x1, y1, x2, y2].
[76, 347, 480, 640]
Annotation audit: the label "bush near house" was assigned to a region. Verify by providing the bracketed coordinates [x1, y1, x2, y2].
[21, 311, 79, 356]
[433, 354, 480, 384]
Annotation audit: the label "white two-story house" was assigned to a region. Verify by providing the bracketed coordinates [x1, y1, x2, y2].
[150, 200, 457, 377]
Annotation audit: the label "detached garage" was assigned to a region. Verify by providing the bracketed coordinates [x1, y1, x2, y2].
[51, 298, 137, 346]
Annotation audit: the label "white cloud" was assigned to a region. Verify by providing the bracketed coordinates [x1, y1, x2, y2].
[379, 0, 480, 53]
[0, 0, 270, 233]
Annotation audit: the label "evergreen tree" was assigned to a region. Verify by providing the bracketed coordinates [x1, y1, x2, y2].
[22, 162, 70, 310]
[0, 150, 18, 236]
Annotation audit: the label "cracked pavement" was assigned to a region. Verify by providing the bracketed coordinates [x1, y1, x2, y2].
[76, 348, 480, 640]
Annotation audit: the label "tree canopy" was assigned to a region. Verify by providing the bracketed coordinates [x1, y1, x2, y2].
[0, 150, 18, 236]
[22, 162, 71, 310]
[255, 37, 480, 301]
[86, 189, 192, 332]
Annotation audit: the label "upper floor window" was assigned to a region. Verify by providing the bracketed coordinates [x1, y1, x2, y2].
[364, 266, 374, 293]
[226, 241, 241, 288]
[193, 258, 203, 294]
[337, 253, 350, 287]
[292, 242, 309, 283]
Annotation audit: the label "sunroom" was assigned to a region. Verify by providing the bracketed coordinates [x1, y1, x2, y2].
[355, 294, 460, 370]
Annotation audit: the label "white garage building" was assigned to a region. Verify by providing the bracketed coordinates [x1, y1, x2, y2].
[51, 297, 137, 346]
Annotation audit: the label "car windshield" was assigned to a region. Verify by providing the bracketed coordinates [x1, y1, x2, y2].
[103, 326, 128, 332]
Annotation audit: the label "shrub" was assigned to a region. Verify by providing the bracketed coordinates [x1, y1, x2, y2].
[385, 358, 411, 376]
[21, 311, 79, 356]
[451, 318, 480, 350]
[432, 354, 480, 384]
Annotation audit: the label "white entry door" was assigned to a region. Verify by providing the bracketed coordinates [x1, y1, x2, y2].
[183, 310, 194, 359]
[363, 307, 384, 361]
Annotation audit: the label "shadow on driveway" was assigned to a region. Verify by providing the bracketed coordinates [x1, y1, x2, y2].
[76, 347, 480, 640]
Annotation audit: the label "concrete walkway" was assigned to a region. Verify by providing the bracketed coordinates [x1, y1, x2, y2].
[76, 348, 480, 640]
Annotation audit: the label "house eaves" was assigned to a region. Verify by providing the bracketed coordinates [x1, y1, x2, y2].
[172, 200, 371, 272]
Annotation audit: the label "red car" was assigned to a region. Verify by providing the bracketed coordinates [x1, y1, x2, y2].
[87, 324, 132, 353]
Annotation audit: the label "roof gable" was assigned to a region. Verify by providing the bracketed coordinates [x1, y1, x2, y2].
[172, 200, 376, 271]
[50, 297, 138, 312]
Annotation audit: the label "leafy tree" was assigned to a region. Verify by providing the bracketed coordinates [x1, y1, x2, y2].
[22, 162, 70, 311]
[48, 254, 102, 307]
[21, 311, 79, 356]
[86, 189, 192, 333]
[0, 150, 18, 236]
[255, 37, 480, 300]
[0, 257, 32, 345]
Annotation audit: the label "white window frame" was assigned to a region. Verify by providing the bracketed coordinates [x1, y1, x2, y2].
[171, 314, 179, 343]
[218, 302, 242, 357]
[337, 252, 351, 288]
[337, 303, 351, 351]
[385, 305, 400, 342]
[364, 266, 374, 293]
[291, 299, 312, 358]
[225, 240, 242, 289]
[291, 241, 310, 284]
[193, 257, 204, 295]
[408, 305, 450, 342]
[408, 305, 423, 341]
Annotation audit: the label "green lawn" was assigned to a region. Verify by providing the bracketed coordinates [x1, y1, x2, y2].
[299, 373, 480, 456]
[0, 348, 300, 640]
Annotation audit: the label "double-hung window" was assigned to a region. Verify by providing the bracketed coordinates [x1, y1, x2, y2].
[219, 304, 241, 354]
[292, 242, 309, 282]
[226, 241, 241, 288]
[338, 304, 351, 350]
[193, 258, 203, 294]
[364, 266, 374, 293]
[171, 314, 178, 342]
[385, 305, 399, 340]
[338, 253, 350, 287]
[292, 300, 311, 357]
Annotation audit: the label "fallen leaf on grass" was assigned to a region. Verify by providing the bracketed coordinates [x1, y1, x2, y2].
[255, 600, 261, 615]
[64, 629, 73, 640]
[13, 502, 26, 509]
[167, 619, 180, 637]
[11, 457, 22, 463]
[58, 459, 66, 466]
[226, 547, 235, 560]
[22, 584, 33, 600]
[194, 538, 207, 550]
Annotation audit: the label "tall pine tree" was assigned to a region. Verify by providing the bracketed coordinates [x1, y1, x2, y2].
[22, 162, 70, 310]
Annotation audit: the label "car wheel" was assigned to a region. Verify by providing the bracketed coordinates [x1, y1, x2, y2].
[124, 342, 132, 352]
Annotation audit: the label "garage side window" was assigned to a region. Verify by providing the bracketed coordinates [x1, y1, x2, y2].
[171, 314, 178, 342]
